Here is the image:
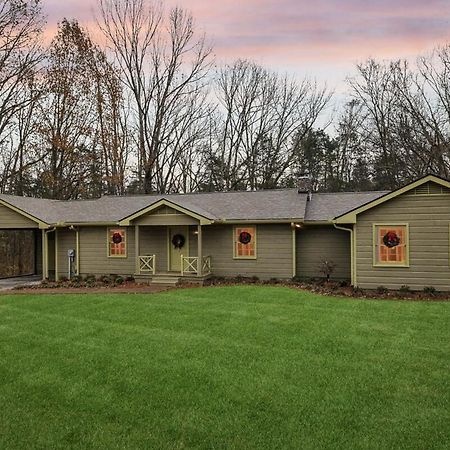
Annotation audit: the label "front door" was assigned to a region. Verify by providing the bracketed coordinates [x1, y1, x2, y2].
[169, 226, 188, 272]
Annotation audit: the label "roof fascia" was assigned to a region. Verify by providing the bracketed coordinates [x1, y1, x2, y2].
[334, 175, 450, 224]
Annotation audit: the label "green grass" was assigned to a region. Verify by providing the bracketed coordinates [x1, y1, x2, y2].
[0, 286, 449, 449]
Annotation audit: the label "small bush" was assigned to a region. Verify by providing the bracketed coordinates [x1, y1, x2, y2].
[269, 277, 280, 284]
[59, 276, 69, 283]
[250, 276, 259, 283]
[339, 280, 349, 287]
[84, 274, 96, 282]
[423, 286, 437, 296]
[98, 275, 112, 284]
[125, 275, 135, 282]
[71, 275, 83, 283]
[115, 276, 124, 285]
[109, 273, 119, 282]
[292, 275, 303, 283]
[376, 286, 388, 294]
[399, 285, 410, 293]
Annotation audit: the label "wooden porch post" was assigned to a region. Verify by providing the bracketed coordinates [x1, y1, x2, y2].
[54, 229, 59, 281]
[197, 224, 203, 277]
[42, 229, 47, 280]
[135, 225, 140, 275]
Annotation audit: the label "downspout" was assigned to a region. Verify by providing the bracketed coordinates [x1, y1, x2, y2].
[333, 223, 356, 287]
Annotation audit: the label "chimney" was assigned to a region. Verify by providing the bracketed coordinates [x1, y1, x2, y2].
[297, 174, 312, 200]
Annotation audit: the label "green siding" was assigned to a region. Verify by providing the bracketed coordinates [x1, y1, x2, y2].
[296, 226, 351, 280]
[356, 187, 450, 290]
[139, 226, 168, 272]
[202, 224, 293, 279]
[77, 226, 136, 277]
[56, 229, 77, 278]
[0, 204, 37, 228]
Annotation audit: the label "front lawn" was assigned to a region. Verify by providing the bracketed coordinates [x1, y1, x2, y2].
[0, 286, 449, 449]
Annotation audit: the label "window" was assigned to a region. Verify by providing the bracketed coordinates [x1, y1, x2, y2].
[108, 228, 127, 257]
[234, 226, 256, 259]
[374, 224, 408, 266]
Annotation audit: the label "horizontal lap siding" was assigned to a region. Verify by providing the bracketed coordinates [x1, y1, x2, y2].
[56, 229, 76, 277]
[203, 224, 292, 279]
[356, 192, 450, 290]
[78, 226, 136, 276]
[0, 204, 37, 228]
[296, 227, 350, 280]
[139, 226, 168, 272]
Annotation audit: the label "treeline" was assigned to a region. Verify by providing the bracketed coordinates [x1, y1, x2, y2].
[1, 0, 450, 198]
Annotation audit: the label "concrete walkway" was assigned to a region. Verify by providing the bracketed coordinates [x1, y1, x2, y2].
[0, 275, 42, 291]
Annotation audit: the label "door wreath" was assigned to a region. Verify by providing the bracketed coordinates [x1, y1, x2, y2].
[112, 232, 123, 244]
[172, 234, 185, 249]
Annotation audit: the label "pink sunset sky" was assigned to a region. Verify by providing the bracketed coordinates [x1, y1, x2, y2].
[43, 0, 450, 89]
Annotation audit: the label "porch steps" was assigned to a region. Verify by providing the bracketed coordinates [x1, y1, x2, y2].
[150, 276, 180, 285]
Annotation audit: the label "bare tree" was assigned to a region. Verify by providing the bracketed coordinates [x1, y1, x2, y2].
[98, 0, 213, 193]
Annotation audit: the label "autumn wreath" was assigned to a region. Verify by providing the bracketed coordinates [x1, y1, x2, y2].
[238, 231, 252, 245]
[383, 231, 400, 248]
[172, 234, 185, 249]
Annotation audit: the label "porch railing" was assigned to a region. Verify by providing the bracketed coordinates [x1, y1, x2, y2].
[202, 255, 212, 275]
[181, 255, 212, 276]
[138, 255, 156, 274]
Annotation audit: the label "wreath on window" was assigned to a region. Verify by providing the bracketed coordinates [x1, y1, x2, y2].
[172, 234, 185, 249]
[239, 231, 252, 245]
[383, 231, 400, 248]
[112, 232, 123, 244]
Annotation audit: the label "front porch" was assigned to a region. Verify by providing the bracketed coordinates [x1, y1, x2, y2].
[133, 223, 212, 282]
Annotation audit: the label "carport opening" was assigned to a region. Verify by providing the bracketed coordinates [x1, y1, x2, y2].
[0, 229, 42, 279]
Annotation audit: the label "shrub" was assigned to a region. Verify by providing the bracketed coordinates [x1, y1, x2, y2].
[98, 275, 112, 284]
[115, 276, 124, 285]
[269, 277, 280, 284]
[125, 275, 135, 282]
[292, 275, 302, 283]
[399, 285, 410, 293]
[109, 273, 119, 282]
[339, 280, 349, 287]
[423, 286, 437, 296]
[59, 276, 69, 282]
[84, 274, 96, 282]
[318, 260, 337, 281]
[250, 276, 259, 283]
[376, 286, 388, 294]
[71, 275, 83, 283]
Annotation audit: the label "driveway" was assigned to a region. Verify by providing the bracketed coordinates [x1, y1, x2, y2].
[0, 275, 42, 291]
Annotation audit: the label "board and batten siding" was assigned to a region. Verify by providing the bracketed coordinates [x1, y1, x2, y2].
[296, 226, 351, 280]
[202, 224, 293, 279]
[355, 187, 450, 290]
[0, 204, 37, 228]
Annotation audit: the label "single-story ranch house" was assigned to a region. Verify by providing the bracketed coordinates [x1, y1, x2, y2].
[0, 174, 450, 291]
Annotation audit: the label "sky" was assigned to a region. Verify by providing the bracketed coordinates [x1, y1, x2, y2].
[43, 0, 450, 92]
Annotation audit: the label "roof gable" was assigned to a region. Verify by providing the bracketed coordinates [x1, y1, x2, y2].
[0, 197, 49, 228]
[334, 175, 450, 224]
[118, 198, 214, 226]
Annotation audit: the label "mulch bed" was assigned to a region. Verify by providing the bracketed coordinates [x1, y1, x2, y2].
[4, 277, 449, 302]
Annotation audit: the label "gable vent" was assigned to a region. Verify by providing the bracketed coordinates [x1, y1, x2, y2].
[407, 181, 450, 196]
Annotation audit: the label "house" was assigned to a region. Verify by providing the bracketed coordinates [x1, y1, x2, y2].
[0, 174, 449, 290]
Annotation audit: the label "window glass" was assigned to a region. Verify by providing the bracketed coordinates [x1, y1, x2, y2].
[375, 225, 407, 265]
[108, 228, 126, 257]
[234, 226, 256, 258]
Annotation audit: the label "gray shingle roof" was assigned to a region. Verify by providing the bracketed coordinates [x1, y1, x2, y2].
[304, 191, 388, 221]
[0, 188, 387, 225]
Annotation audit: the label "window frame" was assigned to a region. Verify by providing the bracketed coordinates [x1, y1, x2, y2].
[372, 223, 409, 267]
[233, 225, 257, 260]
[107, 227, 127, 258]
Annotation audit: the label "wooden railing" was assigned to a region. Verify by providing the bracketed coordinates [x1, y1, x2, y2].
[202, 255, 212, 274]
[181, 256, 197, 275]
[138, 255, 156, 274]
[181, 255, 212, 276]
